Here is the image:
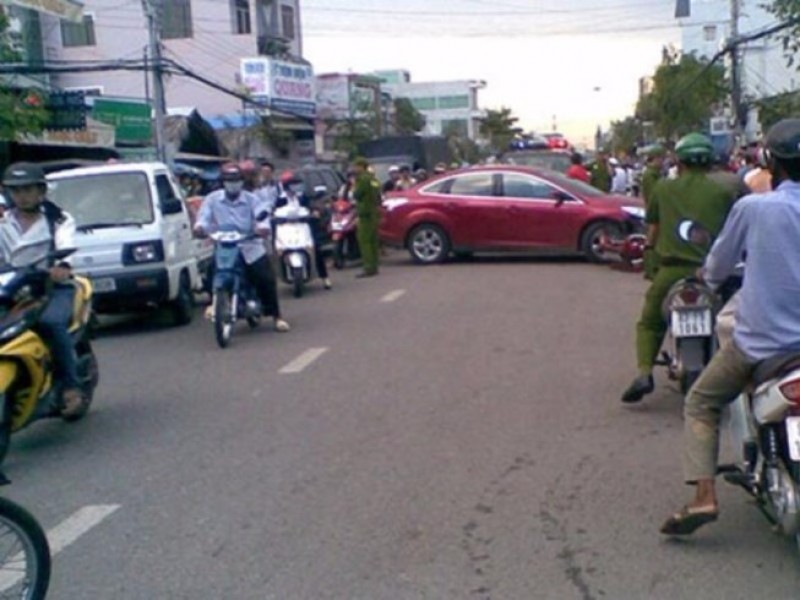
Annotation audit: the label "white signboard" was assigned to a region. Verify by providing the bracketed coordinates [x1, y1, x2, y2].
[241, 58, 316, 118]
[0, 0, 83, 22]
[315, 75, 350, 120]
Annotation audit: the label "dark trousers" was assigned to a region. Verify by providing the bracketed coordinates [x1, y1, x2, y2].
[39, 284, 79, 390]
[243, 255, 281, 318]
[314, 247, 328, 279]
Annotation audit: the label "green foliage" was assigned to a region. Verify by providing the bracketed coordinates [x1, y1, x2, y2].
[442, 121, 482, 164]
[635, 53, 728, 142]
[763, 0, 800, 69]
[327, 95, 381, 158]
[393, 98, 425, 134]
[258, 117, 293, 159]
[757, 90, 800, 131]
[479, 107, 522, 153]
[610, 117, 641, 155]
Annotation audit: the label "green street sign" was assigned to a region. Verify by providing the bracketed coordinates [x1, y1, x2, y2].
[91, 98, 152, 145]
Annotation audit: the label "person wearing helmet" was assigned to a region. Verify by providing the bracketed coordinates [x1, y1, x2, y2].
[195, 163, 290, 331]
[0, 162, 85, 417]
[640, 144, 665, 208]
[621, 132, 738, 404]
[660, 119, 800, 536]
[382, 165, 400, 194]
[274, 171, 332, 290]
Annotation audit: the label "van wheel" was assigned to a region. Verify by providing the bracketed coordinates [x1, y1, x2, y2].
[171, 273, 194, 326]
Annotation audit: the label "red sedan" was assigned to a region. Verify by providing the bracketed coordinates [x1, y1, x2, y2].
[380, 166, 645, 264]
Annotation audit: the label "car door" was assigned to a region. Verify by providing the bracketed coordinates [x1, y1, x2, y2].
[155, 172, 193, 266]
[499, 172, 586, 248]
[430, 171, 508, 248]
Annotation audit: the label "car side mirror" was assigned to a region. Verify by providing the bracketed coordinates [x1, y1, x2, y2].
[161, 197, 183, 215]
[552, 190, 572, 206]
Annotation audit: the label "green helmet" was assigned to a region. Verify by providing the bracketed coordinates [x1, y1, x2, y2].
[2, 162, 46, 188]
[675, 133, 714, 166]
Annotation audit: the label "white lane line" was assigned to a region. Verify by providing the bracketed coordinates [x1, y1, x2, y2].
[0, 504, 120, 593]
[279, 347, 329, 374]
[381, 289, 406, 303]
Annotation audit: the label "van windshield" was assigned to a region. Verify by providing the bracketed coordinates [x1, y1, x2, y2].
[48, 172, 155, 229]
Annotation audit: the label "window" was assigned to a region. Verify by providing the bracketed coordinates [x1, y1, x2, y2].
[438, 95, 470, 109]
[48, 173, 155, 228]
[703, 25, 717, 42]
[233, 0, 251, 35]
[410, 97, 436, 111]
[449, 173, 495, 197]
[281, 4, 295, 40]
[501, 174, 559, 199]
[441, 119, 468, 138]
[61, 14, 96, 48]
[162, 0, 193, 40]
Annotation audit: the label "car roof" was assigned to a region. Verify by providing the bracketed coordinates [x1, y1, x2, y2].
[47, 162, 170, 180]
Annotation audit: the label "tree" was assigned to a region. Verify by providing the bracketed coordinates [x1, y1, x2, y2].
[393, 98, 425, 135]
[756, 90, 800, 131]
[609, 117, 641, 156]
[635, 53, 727, 142]
[479, 107, 522, 153]
[764, 0, 800, 68]
[0, 8, 48, 140]
[442, 120, 482, 164]
[324, 96, 380, 159]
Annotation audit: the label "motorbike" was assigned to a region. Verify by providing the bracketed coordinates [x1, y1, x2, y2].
[273, 197, 316, 298]
[208, 230, 264, 349]
[0, 471, 51, 599]
[722, 353, 800, 550]
[329, 197, 360, 270]
[0, 243, 98, 465]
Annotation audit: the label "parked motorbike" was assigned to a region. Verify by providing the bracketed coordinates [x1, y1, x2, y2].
[329, 197, 360, 270]
[0, 471, 51, 599]
[209, 230, 264, 349]
[0, 243, 98, 465]
[273, 197, 315, 298]
[722, 353, 800, 550]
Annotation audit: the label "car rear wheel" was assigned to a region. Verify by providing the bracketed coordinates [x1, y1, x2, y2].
[581, 221, 624, 263]
[408, 224, 450, 264]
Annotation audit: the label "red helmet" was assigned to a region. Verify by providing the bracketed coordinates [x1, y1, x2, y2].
[239, 159, 256, 174]
[280, 170, 302, 186]
[221, 163, 243, 181]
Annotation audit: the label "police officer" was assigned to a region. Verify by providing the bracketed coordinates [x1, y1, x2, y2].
[640, 144, 665, 208]
[352, 157, 381, 278]
[590, 151, 612, 192]
[621, 133, 738, 403]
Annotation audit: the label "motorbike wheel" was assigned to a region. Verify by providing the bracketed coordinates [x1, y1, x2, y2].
[333, 240, 345, 270]
[247, 315, 261, 329]
[214, 291, 234, 349]
[63, 350, 99, 423]
[171, 272, 194, 326]
[0, 496, 51, 600]
[292, 267, 305, 298]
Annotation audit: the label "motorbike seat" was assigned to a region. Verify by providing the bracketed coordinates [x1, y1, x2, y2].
[753, 351, 800, 387]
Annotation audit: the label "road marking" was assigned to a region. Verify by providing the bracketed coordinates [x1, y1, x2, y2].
[279, 347, 329, 374]
[0, 504, 120, 593]
[381, 289, 406, 303]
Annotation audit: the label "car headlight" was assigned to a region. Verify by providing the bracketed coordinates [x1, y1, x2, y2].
[383, 198, 409, 211]
[123, 241, 165, 265]
[622, 206, 646, 220]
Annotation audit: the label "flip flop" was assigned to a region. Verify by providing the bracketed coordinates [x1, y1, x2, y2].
[660, 505, 719, 536]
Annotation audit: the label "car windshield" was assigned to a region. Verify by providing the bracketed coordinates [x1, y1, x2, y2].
[542, 171, 607, 198]
[504, 152, 572, 173]
[48, 172, 155, 228]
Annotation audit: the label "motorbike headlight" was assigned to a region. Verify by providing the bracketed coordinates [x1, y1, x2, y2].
[123, 241, 165, 265]
[622, 206, 645, 220]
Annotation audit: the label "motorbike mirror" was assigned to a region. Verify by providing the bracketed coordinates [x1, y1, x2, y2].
[677, 220, 714, 249]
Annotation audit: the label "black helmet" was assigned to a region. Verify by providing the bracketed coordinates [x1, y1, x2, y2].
[765, 118, 800, 160]
[2, 162, 46, 188]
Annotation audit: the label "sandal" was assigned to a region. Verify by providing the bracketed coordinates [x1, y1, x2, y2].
[660, 505, 719, 536]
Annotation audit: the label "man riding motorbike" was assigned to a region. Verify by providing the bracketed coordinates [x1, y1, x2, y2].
[0, 163, 84, 417]
[621, 133, 738, 404]
[194, 163, 290, 332]
[660, 119, 800, 536]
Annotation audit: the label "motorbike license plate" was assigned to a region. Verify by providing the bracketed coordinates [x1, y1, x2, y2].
[787, 417, 800, 462]
[92, 277, 116, 293]
[671, 309, 712, 337]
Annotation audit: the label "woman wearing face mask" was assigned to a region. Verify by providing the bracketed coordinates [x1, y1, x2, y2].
[275, 171, 332, 290]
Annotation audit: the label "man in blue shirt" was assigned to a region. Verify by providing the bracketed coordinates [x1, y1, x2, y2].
[195, 164, 290, 332]
[660, 119, 800, 536]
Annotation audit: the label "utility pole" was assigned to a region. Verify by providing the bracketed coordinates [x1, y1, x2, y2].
[142, 0, 167, 163]
[729, 0, 743, 145]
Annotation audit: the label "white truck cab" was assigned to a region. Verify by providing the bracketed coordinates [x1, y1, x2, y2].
[47, 162, 213, 325]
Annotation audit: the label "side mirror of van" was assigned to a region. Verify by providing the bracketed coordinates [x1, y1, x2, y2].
[162, 197, 183, 215]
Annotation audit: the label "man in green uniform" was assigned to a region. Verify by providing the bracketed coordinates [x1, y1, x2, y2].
[621, 133, 738, 403]
[590, 151, 612, 192]
[352, 157, 382, 278]
[640, 144, 665, 209]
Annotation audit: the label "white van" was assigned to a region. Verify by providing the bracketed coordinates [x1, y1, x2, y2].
[47, 162, 213, 325]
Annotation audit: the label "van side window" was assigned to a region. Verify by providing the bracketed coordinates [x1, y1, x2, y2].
[155, 174, 183, 213]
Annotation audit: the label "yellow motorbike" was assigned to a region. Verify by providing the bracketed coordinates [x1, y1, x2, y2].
[0, 246, 99, 465]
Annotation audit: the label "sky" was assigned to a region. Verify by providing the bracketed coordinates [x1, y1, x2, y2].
[301, 0, 685, 147]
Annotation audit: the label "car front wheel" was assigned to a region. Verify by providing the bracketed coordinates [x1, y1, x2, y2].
[408, 224, 450, 264]
[581, 221, 624, 264]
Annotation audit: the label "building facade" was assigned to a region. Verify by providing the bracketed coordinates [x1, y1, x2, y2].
[38, 0, 305, 119]
[375, 70, 486, 140]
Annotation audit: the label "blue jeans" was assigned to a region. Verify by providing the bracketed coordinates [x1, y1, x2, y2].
[38, 285, 79, 390]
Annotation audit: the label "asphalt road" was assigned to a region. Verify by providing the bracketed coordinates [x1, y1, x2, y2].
[4, 251, 800, 599]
